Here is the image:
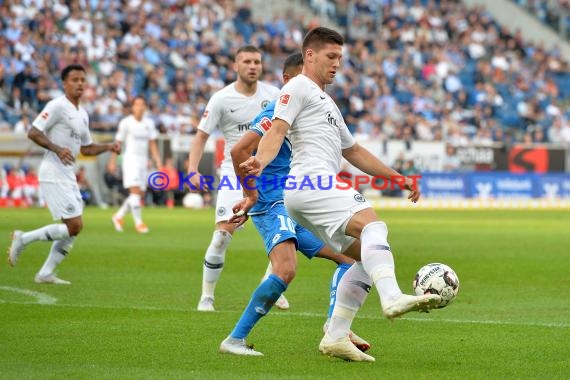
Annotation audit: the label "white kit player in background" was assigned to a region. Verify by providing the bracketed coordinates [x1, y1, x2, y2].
[238, 27, 442, 361]
[108, 96, 162, 234]
[8, 64, 121, 284]
[187, 45, 288, 312]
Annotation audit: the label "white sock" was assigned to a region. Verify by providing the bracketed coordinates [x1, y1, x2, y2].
[326, 262, 372, 340]
[38, 236, 75, 277]
[201, 230, 232, 299]
[21, 224, 69, 245]
[128, 194, 142, 225]
[360, 221, 403, 306]
[115, 198, 130, 219]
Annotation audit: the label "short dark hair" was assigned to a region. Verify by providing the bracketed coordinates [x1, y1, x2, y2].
[283, 53, 303, 75]
[61, 64, 86, 81]
[235, 45, 262, 61]
[132, 95, 146, 104]
[302, 27, 344, 56]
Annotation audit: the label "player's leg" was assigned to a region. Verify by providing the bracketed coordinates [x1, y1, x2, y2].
[112, 195, 129, 232]
[127, 186, 147, 233]
[35, 215, 82, 285]
[113, 164, 147, 232]
[198, 188, 241, 311]
[220, 210, 296, 356]
[297, 225, 371, 352]
[8, 182, 73, 267]
[345, 208, 441, 319]
[259, 262, 289, 310]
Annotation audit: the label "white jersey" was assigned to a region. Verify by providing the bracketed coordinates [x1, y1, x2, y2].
[115, 115, 158, 167]
[32, 95, 93, 184]
[273, 74, 355, 178]
[198, 81, 279, 174]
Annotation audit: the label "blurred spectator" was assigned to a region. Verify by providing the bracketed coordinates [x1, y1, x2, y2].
[442, 144, 461, 171]
[76, 166, 94, 205]
[0, 0, 567, 151]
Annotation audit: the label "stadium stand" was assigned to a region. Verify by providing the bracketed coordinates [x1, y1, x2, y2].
[1, 0, 570, 206]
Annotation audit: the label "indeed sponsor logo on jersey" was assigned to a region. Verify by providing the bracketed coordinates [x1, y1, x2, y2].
[237, 122, 252, 132]
[147, 171, 421, 192]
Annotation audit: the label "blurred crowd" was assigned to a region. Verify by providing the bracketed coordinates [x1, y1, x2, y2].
[0, 0, 570, 146]
[511, 0, 570, 40]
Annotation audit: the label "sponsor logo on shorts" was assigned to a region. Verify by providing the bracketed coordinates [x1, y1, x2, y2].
[217, 206, 226, 216]
[272, 233, 281, 244]
[66, 204, 75, 213]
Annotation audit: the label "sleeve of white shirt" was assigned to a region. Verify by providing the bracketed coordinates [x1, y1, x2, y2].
[32, 100, 59, 133]
[197, 93, 222, 135]
[115, 118, 127, 142]
[272, 78, 306, 127]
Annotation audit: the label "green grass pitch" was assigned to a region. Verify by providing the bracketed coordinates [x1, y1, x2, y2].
[0, 207, 569, 379]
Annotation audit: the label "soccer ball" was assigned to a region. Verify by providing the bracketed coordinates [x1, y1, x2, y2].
[412, 263, 460, 308]
[182, 193, 204, 209]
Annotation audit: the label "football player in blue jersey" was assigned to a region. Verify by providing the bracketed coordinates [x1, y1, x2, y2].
[219, 53, 371, 356]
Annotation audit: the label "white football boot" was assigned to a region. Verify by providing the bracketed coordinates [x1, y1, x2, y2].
[197, 297, 215, 312]
[8, 230, 25, 267]
[319, 334, 375, 362]
[322, 321, 371, 352]
[382, 293, 442, 320]
[220, 336, 263, 356]
[34, 273, 71, 285]
[274, 294, 290, 310]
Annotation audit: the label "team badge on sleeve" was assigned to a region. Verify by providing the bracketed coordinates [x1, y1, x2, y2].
[41, 112, 49, 120]
[279, 94, 290, 106]
[259, 117, 272, 132]
[202, 110, 209, 119]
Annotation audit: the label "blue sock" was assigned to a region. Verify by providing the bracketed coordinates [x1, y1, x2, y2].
[230, 274, 288, 339]
[327, 263, 352, 319]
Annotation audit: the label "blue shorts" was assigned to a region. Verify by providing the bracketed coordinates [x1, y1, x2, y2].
[251, 202, 324, 259]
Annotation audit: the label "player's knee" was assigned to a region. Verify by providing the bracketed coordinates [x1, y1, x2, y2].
[361, 221, 389, 246]
[272, 260, 297, 284]
[211, 230, 232, 251]
[128, 193, 141, 208]
[66, 220, 83, 236]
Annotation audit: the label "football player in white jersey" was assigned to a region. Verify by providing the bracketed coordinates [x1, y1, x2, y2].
[8, 64, 121, 284]
[238, 27, 442, 361]
[187, 45, 285, 312]
[108, 96, 162, 234]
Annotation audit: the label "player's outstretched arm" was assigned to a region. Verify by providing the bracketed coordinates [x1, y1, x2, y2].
[81, 141, 121, 156]
[240, 118, 289, 176]
[343, 142, 420, 203]
[28, 127, 74, 165]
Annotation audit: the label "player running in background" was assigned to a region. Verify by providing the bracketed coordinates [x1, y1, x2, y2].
[238, 27, 442, 362]
[108, 96, 162, 234]
[188, 45, 287, 312]
[220, 53, 371, 356]
[8, 64, 121, 284]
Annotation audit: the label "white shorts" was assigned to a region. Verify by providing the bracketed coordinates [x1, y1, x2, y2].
[284, 184, 371, 253]
[214, 185, 244, 224]
[40, 181, 83, 220]
[122, 163, 147, 190]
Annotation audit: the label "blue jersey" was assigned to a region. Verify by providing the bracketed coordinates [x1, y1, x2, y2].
[249, 100, 292, 214]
